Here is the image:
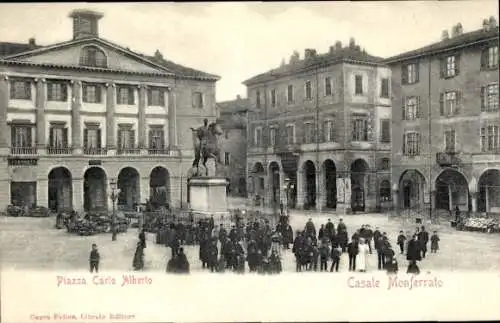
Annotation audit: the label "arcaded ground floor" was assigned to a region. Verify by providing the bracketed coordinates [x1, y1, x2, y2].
[0, 157, 193, 212]
[1, 210, 500, 272]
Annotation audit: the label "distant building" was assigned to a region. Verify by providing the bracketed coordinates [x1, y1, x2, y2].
[386, 17, 499, 215]
[243, 40, 392, 212]
[0, 9, 219, 212]
[217, 95, 249, 197]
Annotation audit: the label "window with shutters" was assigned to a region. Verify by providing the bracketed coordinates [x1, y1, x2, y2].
[84, 126, 101, 149]
[354, 75, 363, 95]
[323, 120, 335, 142]
[254, 127, 262, 146]
[481, 125, 499, 152]
[352, 118, 368, 141]
[117, 125, 135, 150]
[269, 127, 277, 146]
[304, 122, 315, 144]
[224, 152, 230, 166]
[402, 63, 419, 84]
[286, 124, 295, 144]
[47, 82, 68, 102]
[117, 86, 134, 105]
[305, 81, 312, 100]
[380, 119, 391, 143]
[148, 87, 165, 106]
[379, 180, 391, 202]
[11, 125, 33, 147]
[149, 126, 165, 149]
[403, 132, 421, 156]
[286, 85, 294, 104]
[79, 46, 107, 68]
[442, 55, 458, 78]
[9, 79, 32, 100]
[380, 158, 390, 170]
[482, 45, 498, 69]
[192, 91, 204, 109]
[444, 129, 456, 152]
[483, 83, 499, 112]
[380, 78, 390, 98]
[82, 83, 102, 103]
[49, 124, 68, 148]
[404, 96, 419, 120]
[440, 91, 460, 116]
[270, 89, 277, 107]
[256, 90, 261, 109]
[325, 76, 332, 96]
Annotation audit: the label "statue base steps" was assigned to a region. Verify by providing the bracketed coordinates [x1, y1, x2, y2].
[188, 177, 229, 221]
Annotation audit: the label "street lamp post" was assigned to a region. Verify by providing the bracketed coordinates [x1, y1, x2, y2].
[283, 178, 291, 218]
[109, 179, 120, 241]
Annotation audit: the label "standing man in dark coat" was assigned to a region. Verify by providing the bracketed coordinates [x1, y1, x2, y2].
[337, 229, 348, 252]
[283, 222, 293, 249]
[347, 239, 359, 272]
[305, 218, 316, 239]
[208, 214, 215, 233]
[375, 233, 385, 270]
[406, 235, 422, 274]
[336, 219, 347, 234]
[418, 226, 430, 258]
[318, 224, 326, 242]
[139, 229, 147, 249]
[208, 238, 218, 272]
[325, 219, 335, 242]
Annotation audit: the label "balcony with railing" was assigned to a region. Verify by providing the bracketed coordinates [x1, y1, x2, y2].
[275, 141, 302, 155]
[436, 151, 461, 167]
[10, 146, 38, 155]
[46, 146, 72, 155]
[148, 148, 170, 155]
[117, 147, 141, 155]
[84, 147, 108, 156]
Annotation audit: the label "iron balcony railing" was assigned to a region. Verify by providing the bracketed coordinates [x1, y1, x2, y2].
[117, 148, 141, 155]
[84, 147, 108, 156]
[10, 146, 38, 155]
[46, 146, 72, 155]
[148, 148, 170, 155]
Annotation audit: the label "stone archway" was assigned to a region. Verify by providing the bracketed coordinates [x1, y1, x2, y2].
[435, 169, 470, 211]
[351, 159, 369, 212]
[84, 167, 107, 212]
[150, 166, 170, 209]
[117, 167, 140, 211]
[398, 170, 426, 209]
[478, 169, 500, 213]
[323, 159, 337, 209]
[48, 167, 73, 212]
[302, 160, 316, 210]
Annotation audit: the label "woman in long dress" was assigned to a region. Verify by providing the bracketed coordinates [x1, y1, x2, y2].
[357, 238, 369, 272]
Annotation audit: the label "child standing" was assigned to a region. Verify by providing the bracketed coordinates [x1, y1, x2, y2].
[430, 231, 440, 253]
[319, 240, 330, 272]
[397, 231, 406, 254]
[89, 243, 100, 273]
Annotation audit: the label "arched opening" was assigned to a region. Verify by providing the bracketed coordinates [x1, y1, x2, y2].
[269, 162, 280, 208]
[79, 45, 108, 68]
[303, 160, 316, 210]
[323, 159, 337, 209]
[238, 177, 247, 197]
[435, 169, 470, 211]
[117, 167, 140, 211]
[83, 167, 107, 212]
[399, 170, 426, 209]
[48, 167, 72, 212]
[149, 166, 170, 209]
[351, 159, 369, 212]
[478, 169, 500, 213]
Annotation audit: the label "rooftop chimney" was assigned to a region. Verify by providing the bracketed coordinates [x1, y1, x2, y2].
[355, 45, 361, 51]
[349, 37, 356, 49]
[329, 46, 335, 54]
[483, 18, 490, 31]
[451, 23, 463, 37]
[335, 41, 342, 50]
[69, 9, 104, 40]
[154, 49, 163, 60]
[304, 48, 317, 59]
[280, 58, 286, 67]
[441, 30, 449, 40]
[489, 16, 497, 29]
[28, 37, 36, 49]
[289, 50, 300, 64]
[236, 94, 241, 100]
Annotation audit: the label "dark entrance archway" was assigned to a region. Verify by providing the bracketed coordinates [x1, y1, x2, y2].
[84, 167, 107, 212]
[269, 162, 280, 208]
[303, 160, 316, 210]
[435, 169, 469, 211]
[150, 166, 170, 209]
[48, 167, 72, 212]
[351, 159, 369, 212]
[323, 159, 337, 209]
[478, 169, 500, 213]
[117, 167, 140, 211]
[398, 170, 426, 209]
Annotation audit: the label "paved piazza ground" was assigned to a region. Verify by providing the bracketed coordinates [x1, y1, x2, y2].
[2, 207, 500, 273]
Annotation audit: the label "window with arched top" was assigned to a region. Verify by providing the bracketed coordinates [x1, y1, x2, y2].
[79, 46, 107, 68]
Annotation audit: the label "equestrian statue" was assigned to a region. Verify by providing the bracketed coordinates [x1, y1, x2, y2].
[189, 118, 224, 177]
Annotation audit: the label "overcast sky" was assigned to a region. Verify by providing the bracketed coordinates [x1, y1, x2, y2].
[0, 2, 498, 101]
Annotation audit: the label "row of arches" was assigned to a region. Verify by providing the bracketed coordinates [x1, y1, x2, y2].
[399, 168, 500, 212]
[47, 166, 170, 212]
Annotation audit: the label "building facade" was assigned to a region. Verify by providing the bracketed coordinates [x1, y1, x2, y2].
[0, 9, 219, 212]
[387, 17, 499, 215]
[243, 40, 392, 213]
[216, 95, 249, 197]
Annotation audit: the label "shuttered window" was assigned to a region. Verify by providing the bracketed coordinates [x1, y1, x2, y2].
[117, 86, 134, 105]
[47, 82, 68, 102]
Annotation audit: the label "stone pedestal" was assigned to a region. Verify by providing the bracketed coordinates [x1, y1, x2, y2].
[188, 177, 229, 220]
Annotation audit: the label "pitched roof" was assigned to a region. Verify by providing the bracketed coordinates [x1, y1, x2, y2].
[243, 47, 384, 85]
[217, 97, 250, 113]
[1, 37, 219, 81]
[0, 42, 42, 57]
[385, 26, 499, 63]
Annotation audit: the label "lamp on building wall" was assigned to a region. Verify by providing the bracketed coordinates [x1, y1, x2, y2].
[109, 179, 121, 241]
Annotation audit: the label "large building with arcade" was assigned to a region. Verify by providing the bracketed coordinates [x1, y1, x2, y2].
[387, 17, 499, 215]
[243, 40, 392, 213]
[0, 9, 219, 212]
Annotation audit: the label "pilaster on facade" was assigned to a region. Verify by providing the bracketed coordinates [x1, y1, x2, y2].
[0, 75, 9, 154]
[72, 177, 84, 213]
[105, 83, 116, 153]
[168, 88, 178, 149]
[296, 169, 304, 210]
[35, 78, 46, 154]
[37, 177, 49, 209]
[138, 84, 147, 153]
[71, 80, 82, 155]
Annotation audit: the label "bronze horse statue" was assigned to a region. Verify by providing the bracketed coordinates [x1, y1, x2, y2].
[191, 122, 223, 177]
